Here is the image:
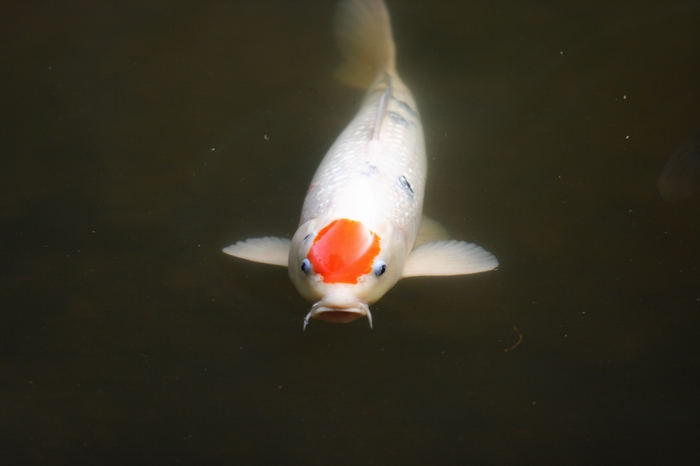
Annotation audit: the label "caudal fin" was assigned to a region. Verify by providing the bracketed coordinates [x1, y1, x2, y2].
[334, 0, 396, 89]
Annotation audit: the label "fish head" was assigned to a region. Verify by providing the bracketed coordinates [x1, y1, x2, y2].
[288, 217, 408, 326]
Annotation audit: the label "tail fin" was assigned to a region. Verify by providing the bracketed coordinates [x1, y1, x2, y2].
[334, 0, 396, 89]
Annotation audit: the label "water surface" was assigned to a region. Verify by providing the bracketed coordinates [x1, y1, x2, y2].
[2, 0, 699, 464]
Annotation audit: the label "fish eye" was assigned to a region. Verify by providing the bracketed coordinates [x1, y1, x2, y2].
[374, 260, 387, 277]
[301, 258, 312, 274]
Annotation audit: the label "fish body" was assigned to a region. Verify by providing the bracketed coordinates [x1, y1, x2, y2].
[224, 0, 498, 328]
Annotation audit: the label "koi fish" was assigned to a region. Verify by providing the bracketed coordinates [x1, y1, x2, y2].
[224, 0, 498, 329]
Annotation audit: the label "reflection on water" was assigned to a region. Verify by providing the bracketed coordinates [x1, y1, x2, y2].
[2, 0, 699, 463]
[659, 131, 700, 201]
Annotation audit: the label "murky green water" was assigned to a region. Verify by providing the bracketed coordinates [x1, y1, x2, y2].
[2, 0, 699, 463]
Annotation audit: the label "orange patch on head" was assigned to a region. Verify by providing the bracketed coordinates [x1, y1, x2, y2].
[307, 219, 381, 284]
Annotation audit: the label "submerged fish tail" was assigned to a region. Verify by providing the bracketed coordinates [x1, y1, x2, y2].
[334, 0, 397, 89]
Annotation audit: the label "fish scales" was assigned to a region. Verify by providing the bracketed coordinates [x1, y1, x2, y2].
[301, 77, 425, 248]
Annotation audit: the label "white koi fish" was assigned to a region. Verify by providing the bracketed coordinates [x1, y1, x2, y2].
[224, 0, 498, 329]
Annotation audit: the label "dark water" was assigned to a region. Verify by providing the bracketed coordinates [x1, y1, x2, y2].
[2, 0, 700, 464]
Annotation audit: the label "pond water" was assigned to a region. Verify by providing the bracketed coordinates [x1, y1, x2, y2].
[2, 0, 699, 464]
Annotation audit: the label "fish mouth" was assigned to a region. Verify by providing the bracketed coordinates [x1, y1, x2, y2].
[303, 302, 372, 329]
[314, 308, 365, 323]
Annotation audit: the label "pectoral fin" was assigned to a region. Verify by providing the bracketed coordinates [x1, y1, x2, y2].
[223, 236, 291, 267]
[414, 215, 450, 248]
[402, 240, 498, 278]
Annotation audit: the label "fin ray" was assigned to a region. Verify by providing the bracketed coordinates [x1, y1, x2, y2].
[223, 236, 290, 267]
[402, 240, 498, 277]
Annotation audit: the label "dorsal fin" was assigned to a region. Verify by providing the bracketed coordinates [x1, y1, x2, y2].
[372, 74, 392, 140]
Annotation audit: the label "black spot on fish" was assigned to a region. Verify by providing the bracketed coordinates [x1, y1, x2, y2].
[399, 176, 414, 196]
[360, 162, 378, 177]
[388, 111, 410, 126]
[393, 99, 416, 115]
